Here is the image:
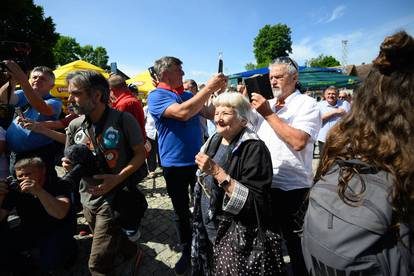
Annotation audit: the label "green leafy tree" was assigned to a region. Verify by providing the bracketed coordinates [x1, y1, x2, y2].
[92, 47, 109, 69]
[53, 36, 81, 66]
[80, 45, 94, 62]
[253, 24, 292, 68]
[245, 62, 256, 70]
[1, 0, 59, 68]
[307, 54, 341, 67]
[80, 45, 109, 69]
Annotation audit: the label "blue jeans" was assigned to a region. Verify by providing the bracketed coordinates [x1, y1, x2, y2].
[163, 165, 197, 253]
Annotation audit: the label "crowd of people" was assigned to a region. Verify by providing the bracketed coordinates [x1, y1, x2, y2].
[0, 30, 413, 276]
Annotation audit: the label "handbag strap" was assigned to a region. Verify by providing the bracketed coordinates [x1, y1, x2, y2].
[86, 126, 111, 174]
[253, 198, 266, 276]
[253, 198, 264, 238]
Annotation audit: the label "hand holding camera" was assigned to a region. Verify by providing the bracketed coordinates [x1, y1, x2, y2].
[19, 178, 41, 197]
[0, 41, 31, 86]
[1, 60, 29, 87]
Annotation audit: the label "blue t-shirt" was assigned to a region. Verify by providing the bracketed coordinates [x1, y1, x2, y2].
[147, 88, 202, 167]
[6, 90, 62, 152]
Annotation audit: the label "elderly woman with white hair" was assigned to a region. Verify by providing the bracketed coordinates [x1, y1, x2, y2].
[192, 92, 286, 276]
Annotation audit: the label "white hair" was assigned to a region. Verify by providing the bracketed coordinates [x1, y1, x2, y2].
[213, 92, 251, 122]
[268, 56, 298, 75]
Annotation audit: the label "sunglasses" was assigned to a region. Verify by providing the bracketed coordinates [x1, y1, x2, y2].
[274, 56, 299, 72]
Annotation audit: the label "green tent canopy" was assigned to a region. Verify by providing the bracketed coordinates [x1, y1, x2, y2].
[299, 68, 360, 90]
[228, 67, 360, 90]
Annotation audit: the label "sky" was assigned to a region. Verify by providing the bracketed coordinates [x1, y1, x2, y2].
[34, 0, 414, 84]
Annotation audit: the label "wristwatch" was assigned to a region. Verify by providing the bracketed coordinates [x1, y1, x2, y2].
[218, 174, 231, 188]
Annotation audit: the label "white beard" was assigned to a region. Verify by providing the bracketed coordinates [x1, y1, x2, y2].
[272, 87, 282, 99]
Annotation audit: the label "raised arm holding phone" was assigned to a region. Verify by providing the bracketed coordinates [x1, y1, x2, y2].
[147, 56, 227, 275]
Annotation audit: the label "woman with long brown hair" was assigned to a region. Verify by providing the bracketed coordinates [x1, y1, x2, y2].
[302, 31, 414, 275]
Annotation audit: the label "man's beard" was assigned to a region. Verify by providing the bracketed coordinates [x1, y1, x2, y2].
[70, 101, 96, 115]
[272, 87, 283, 99]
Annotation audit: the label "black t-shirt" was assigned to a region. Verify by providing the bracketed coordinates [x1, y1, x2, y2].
[2, 177, 74, 235]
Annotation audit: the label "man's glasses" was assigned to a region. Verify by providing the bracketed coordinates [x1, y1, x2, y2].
[273, 56, 299, 72]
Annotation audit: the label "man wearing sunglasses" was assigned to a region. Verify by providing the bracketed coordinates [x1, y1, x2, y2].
[250, 56, 321, 276]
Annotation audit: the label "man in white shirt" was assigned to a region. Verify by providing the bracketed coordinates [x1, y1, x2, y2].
[317, 86, 350, 154]
[251, 57, 321, 276]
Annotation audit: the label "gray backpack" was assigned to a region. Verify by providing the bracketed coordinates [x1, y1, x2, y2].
[302, 159, 413, 276]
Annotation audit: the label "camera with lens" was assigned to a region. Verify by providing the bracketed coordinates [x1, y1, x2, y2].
[0, 41, 32, 86]
[4, 176, 21, 192]
[62, 144, 102, 188]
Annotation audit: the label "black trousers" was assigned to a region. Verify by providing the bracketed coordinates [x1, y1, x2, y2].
[270, 187, 309, 276]
[146, 137, 158, 172]
[163, 165, 197, 253]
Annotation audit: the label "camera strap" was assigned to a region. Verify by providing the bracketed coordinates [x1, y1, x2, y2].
[86, 126, 112, 174]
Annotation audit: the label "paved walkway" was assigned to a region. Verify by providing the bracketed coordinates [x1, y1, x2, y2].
[69, 147, 321, 275]
[69, 168, 182, 276]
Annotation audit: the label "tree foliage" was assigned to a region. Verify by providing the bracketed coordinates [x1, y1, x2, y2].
[53, 36, 81, 66]
[90, 47, 109, 69]
[53, 37, 109, 69]
[1, 0, 59, 68]
[80, 45, 109, 69]
[245, 62, 256, 70]
[253, 24, 292, 68]
[307, 54, 341, 67]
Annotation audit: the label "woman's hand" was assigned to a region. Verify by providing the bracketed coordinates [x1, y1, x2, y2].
[195, 152, 221, 176]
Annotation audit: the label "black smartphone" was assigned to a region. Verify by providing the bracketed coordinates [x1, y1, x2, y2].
[244, 73, 274, 100]
[218, 58, 223, 74]
[148, 66, 158, 82]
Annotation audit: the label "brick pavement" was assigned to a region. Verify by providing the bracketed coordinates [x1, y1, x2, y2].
[67, 167, 182, 276]
[66, 146, 321, 276]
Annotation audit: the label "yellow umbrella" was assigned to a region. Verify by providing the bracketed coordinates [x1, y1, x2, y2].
[51, 60, 109, 98]
[126, 70, 155, 99]
[51, 60, 109, 113]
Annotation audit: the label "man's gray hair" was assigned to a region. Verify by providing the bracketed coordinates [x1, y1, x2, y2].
[154, 56, 183, 77]
[325, 85, 338, 93]
[213, 92, 251, 122]
[15, 157, 45, 170]
[66, 70, 110, 104]
[31, 66, 55, 83]
[269, 56, 299, 75]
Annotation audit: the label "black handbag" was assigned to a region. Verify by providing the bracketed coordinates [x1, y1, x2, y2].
[214, 200, 286, 276]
